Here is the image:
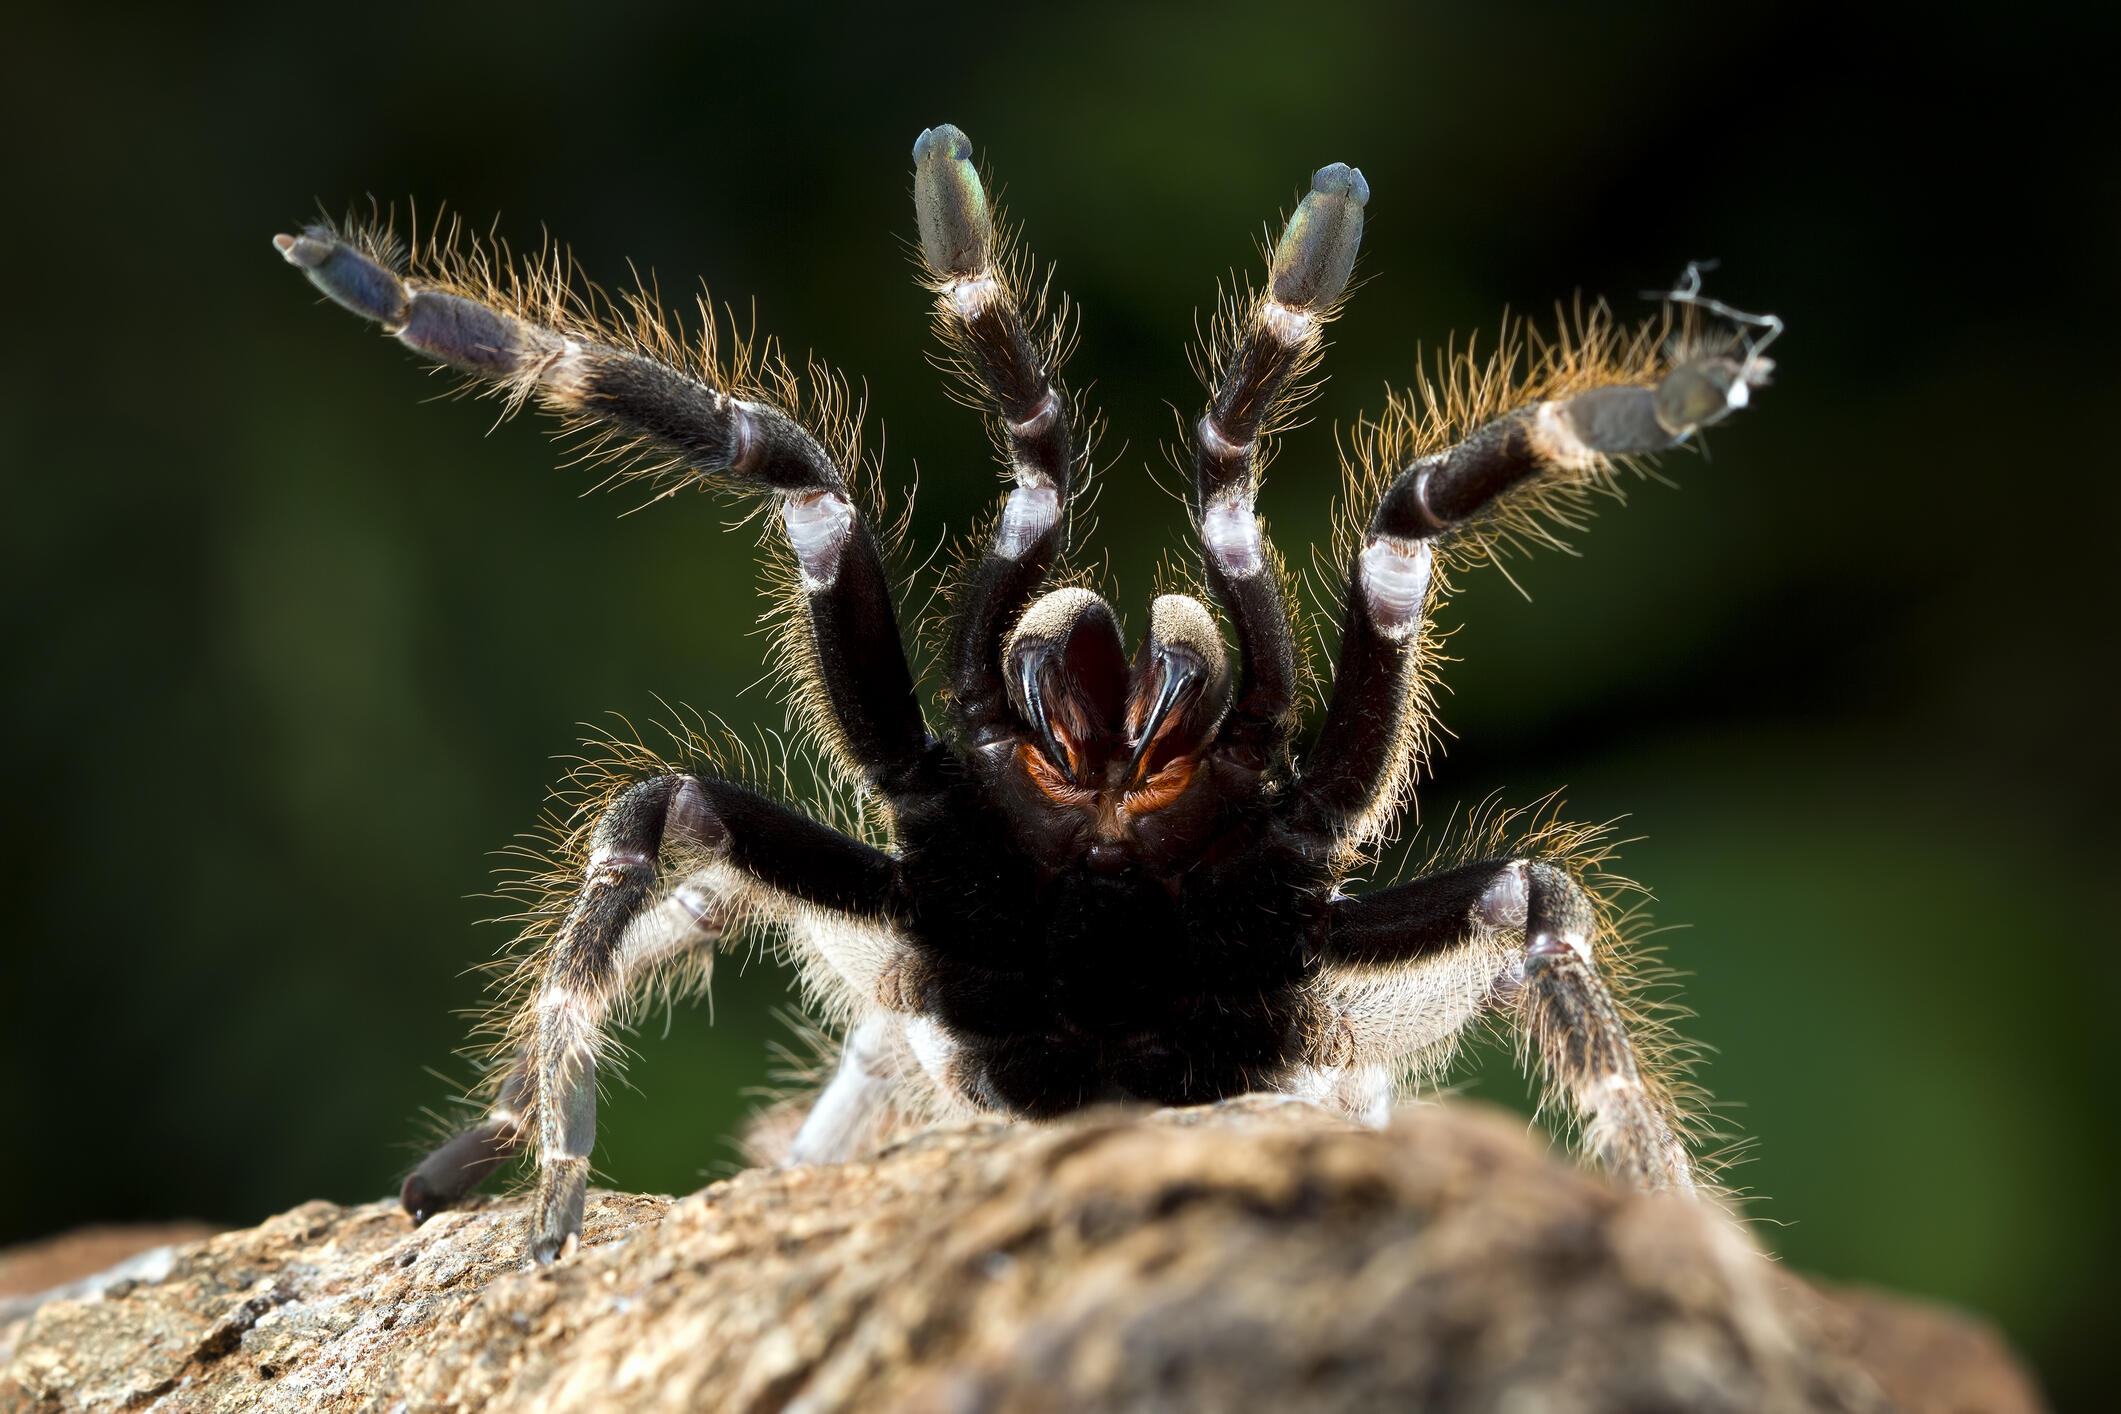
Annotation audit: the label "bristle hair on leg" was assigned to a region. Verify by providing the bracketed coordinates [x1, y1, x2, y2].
[1335, 303, 1675, 579]
[1364, 798, 1731, 1196]
[424, 713, 911, 1246]
[279, 207, 875, 507]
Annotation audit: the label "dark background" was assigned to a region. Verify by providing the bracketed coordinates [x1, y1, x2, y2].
[3, 2, 2113, 1404]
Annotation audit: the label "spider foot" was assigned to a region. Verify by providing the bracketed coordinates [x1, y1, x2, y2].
[530, 1157, 589, 1265]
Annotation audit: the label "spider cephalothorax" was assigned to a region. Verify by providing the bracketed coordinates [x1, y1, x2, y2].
[277, 124, 1775, 1262]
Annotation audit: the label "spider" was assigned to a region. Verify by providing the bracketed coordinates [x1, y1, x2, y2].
[275, 123, 1776, 1263]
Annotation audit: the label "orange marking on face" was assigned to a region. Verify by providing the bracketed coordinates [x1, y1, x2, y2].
[1121, 756, 1198, 815]
[1016, 743, 1199, 819]
[1018, 741, 1097, 808]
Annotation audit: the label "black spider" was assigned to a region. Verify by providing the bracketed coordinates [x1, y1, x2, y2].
[276, 124, 1775, 1262]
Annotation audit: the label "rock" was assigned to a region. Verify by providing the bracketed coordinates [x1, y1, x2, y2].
[1808, 1282, 2047, 1414]
[0, 1225, 223, 1308]
[0, 1223, 223, 1374]
[0, 1101, 2045, 1412]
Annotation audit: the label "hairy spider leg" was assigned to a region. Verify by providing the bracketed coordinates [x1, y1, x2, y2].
[399, 1060, 534, 1224]
[1293, 862, 1526, 1123]
[1193, 164, 1368, 766]
[910, 126, 1085, 750]
[398, 770, 900, 1259]
[534, 777, 896, 1261]
[521, 776, 700, 1261]
[398, 820, 742, 1225]
[1516, 864, 1695, 1192]
[1308, 859, 1691, 1191]
[271, 225, 930, 793]
[783, 1010, 912, 1165]
[1277, 347, 1759, 1189]
[1290, 350, 1759, 850]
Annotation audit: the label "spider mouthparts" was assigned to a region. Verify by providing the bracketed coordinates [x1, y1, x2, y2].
[1016, 654, 1074, 779]
[1006, 590, 1131, 784]
[1125, 651, 1202, 783]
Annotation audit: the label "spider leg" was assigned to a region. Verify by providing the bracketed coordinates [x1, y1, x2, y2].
[782, 1010, 908, 1166]
[909, 127, 1084, 749]
[399, 1057, 535, 1224]
[1195, 164, 1368, 762]
[397, 771, 899, 1260]
[1311, 859, 1693, 1193]
[1367, 356, 1759, 543]
[273, 228, 928, 789]
[1515, 864, 1695, 1194]
[398, 869, 727, 1226]
[1292, 351, 1761, 847]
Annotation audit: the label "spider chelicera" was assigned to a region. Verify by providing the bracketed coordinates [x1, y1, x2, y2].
[276, 124, 1775, 1262]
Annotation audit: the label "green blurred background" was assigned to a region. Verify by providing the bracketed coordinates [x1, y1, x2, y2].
[3, 1, 2113, 1403]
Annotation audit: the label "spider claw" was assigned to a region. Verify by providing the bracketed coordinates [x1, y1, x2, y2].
[1006, 590, 1129, 784]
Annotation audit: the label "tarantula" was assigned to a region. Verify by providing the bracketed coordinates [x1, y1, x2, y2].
[275, 124, 1775, 1263]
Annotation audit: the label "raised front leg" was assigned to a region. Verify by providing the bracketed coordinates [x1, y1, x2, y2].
[1195, 164, 1368, 765]
[910, 126, 1087, 751]
[1291, 296, 1774, 851]
[274, 224, 930, 791]
[1365, 351, 1767, 549]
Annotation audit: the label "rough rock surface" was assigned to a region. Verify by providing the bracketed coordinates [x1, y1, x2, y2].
[0, 1101, 2044, 1413]
[0, 1226, 223, 1309]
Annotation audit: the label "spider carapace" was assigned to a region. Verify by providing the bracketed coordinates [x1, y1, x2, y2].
[277, 124, 1775, 1262]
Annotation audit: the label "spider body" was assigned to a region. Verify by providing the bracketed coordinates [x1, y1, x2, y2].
[901, 756, 1322, 1116]
[276, 123, 1775, 1263]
